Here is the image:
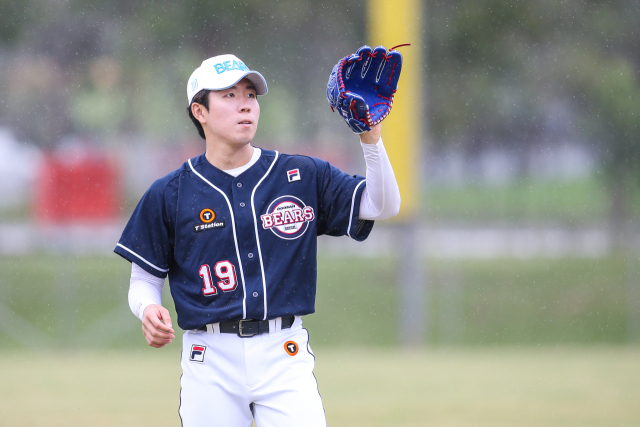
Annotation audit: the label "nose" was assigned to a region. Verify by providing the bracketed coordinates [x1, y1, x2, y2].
[239, 98, 251, 113]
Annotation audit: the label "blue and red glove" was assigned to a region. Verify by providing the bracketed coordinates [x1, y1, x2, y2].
[327, 45, 404, 134]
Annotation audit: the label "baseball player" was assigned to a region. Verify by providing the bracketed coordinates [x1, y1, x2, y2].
[115, 51, 401, 426]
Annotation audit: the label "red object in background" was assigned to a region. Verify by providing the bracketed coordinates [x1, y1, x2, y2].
[34, 146, 120, 223]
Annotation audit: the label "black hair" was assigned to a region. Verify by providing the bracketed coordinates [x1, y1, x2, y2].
[187, 89, 211, 140]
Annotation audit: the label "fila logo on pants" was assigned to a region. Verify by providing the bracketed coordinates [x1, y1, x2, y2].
[190, 345, 207, 362]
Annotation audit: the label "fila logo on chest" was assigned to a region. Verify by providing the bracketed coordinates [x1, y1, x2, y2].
[287, 169, 301, 182]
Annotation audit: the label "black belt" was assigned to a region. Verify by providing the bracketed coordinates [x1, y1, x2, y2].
[196, 315, 295, 337]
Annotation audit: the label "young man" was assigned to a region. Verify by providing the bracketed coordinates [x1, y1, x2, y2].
[115, 54, 400, 426]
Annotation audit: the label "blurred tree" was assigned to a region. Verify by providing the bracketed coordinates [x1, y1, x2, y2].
[567, 52, 640, 247]
[0, 0, 365, 146]
[0, 0, 30, 45]
[567, 0, 640, 248]
[1, 0, 638, 237]
[427, 0, 640, 243]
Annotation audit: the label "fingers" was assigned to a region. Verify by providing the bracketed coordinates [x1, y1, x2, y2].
[377, 49, 403, 92]
[142, 304, 175, 348]
[345, 45, 372, 81]
[158, 306, 173, 331]
[341, 92, 370, 133]
[344, 92, 369, 122]
[142, 322, 174, 348]
[369, 46, 388, 81]
[346, 45, 372, 63]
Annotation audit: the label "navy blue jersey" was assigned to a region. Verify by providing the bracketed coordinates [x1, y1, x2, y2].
[115, 149, 374, 330]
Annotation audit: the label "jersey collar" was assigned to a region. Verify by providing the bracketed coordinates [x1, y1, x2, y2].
[189, 148, 278, 188]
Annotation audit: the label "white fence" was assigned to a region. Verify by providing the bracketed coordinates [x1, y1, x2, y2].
[0, 222, 622, 258]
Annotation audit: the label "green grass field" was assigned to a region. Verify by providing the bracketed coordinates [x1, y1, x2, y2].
[1, 346, 638, 426]
[0, 254, 638, 348]
[1, 253, 639, 425]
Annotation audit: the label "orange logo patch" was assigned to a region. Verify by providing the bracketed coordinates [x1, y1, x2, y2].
[284, 341, 299, 356]
[200, 209, 215, 223]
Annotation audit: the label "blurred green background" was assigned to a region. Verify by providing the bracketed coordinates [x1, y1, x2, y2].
[0, 254, 638, 348]
[1, 0, 640, 426]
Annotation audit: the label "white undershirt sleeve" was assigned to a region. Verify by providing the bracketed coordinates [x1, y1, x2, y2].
[358, 137, 401, 220]
[129, 263, 165, 320]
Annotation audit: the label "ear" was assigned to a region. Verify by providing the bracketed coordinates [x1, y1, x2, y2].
[191, 103, 207, 124]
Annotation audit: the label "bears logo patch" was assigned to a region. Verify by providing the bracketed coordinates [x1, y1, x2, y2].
[260, 195, 314, 240]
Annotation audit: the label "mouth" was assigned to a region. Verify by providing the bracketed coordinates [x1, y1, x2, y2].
[238, 120, 253, 125]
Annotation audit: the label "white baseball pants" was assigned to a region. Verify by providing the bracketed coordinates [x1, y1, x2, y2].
[179, 316, 326, 427]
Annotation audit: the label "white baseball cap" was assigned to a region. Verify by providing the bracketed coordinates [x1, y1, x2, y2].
[187, 54, 268, 104]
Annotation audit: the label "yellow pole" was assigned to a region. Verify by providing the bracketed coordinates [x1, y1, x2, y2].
[368, 0, 426, 347]
[368, 0, 423, 219]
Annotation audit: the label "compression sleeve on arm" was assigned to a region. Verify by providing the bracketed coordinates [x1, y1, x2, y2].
[358, 137, 401, 220]
[129, 262, 165, 320]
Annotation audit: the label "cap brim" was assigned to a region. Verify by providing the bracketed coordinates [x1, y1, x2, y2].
[216, 71, 268, 96]
[243, 71, 268, 95]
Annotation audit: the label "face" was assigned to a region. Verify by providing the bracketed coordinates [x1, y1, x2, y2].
[192, 78, 260, 147]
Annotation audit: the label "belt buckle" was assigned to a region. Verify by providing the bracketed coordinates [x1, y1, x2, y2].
[237, 319, 257, 337]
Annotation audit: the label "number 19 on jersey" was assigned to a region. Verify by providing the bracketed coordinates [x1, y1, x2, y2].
[199, 261, 238, 296]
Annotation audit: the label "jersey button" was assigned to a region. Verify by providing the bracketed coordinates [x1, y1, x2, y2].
[240, 202, 245, 207]
[252, 292, 259, 297]
[248, 253, 254, 258]
[236, 182, 243, 188]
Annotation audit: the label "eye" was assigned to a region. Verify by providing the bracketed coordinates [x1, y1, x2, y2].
[248, 93, 256, 98]
[224, 92, 235, 98]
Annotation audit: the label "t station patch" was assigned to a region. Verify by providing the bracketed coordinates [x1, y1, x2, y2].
[284, 340, 299, 356]
[190, 344, 207, 362]
[195, 208, 226, 232]
[194, 221, 226, 232]
[200, 209, 216, 223]
[260, 195, 314, 240]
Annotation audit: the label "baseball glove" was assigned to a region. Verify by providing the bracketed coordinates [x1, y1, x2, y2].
[327, 45, 405, 134]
